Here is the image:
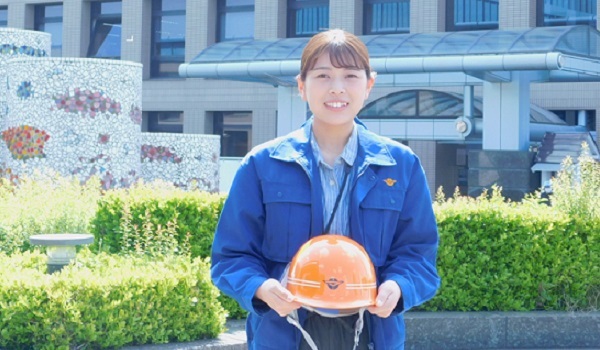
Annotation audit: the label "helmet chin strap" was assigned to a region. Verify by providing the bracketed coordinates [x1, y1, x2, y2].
[286, 308, 366, 350]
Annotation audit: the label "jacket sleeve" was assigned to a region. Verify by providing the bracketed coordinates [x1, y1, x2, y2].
[383, 155, 440, 313]
[210, 155, 270, 314]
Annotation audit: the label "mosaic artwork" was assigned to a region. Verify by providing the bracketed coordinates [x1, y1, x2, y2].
[0, 28, 220, 192]
[0, 28, 51, 119]
[141, 133, 220, 191]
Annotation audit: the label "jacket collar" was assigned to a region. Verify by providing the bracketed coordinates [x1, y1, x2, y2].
[270, 117, 396, 167]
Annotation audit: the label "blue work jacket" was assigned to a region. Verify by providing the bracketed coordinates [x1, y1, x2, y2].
[211, 118, 440, 350]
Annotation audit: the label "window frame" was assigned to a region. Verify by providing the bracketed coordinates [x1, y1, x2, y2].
[146, 111, 184, 133]
[34, 3, 64, 56]
[217, 0, 255, 42]
[363, 0, 410, 35]
[287, 0, 329, 38]
[213, 111, 253, 157]
[0, 6, 8, 27]
[150, 0, 186, 78]
[87, 0, 122, 59]
[446, 0, 499, 32]
[541, 0, 597, 27]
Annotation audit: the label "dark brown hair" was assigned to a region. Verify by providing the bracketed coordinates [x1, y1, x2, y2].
[298, 29, 372, 81]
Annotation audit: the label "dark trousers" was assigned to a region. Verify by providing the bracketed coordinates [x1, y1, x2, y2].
[299, 312, 370, 350]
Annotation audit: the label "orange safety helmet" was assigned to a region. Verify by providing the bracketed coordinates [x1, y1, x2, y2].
[285, 234, 377, 312]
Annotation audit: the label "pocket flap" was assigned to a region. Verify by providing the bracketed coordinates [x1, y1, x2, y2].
[263, 182, 311, 204]
[360, 188, 405, 211]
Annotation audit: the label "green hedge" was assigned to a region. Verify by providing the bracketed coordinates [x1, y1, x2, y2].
[0, 250, 226, 350]
[89, 182, 226, 259]
[423, 190, 600, 312]
[88, 182, 248, 319]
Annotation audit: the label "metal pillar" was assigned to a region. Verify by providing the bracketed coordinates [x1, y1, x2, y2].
[482, 72, 531, 151]
[277, 86, 308, 137]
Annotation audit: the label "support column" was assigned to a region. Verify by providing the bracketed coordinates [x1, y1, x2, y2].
[121, 0, 151, 78]
[410, 0, 445, 33]
[330, 0, 362, 34]
[463, 85, 474, 117]
[7, 3, 33, 29]
[62, 0, 88, 57]
[277, 86, 307, 137]
[255, 0, 286, 39]
[577, 110, 587, 127]
[499, 0, 539, 29]
[472, 73, 537, 200]
[482, 72, 530, 151]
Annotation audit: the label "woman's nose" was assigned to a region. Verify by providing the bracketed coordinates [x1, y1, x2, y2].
[329, 78, 345, 94]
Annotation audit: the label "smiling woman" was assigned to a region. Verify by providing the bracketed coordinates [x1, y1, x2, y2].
[211, 29, 440, 350]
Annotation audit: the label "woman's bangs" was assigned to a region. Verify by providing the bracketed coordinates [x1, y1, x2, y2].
[328, 45, 367, 71]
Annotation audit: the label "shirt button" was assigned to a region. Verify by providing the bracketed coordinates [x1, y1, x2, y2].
[277, 191, 282, 197]
[329, 179, 335, 186]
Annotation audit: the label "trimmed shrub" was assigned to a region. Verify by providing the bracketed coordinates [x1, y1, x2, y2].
[89, 180, 225, 259]
[424, 187, 599, 311]
[0, 250, 226, 349]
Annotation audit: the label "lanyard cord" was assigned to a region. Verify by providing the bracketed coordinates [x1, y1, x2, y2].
[323, 165, 350, 234]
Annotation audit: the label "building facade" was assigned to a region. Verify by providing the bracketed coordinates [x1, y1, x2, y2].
[1, 0, 598, 195]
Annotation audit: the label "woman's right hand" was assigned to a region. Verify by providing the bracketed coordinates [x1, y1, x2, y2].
[255, 278, 302, 317]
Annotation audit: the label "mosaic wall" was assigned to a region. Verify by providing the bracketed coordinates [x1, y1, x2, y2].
[0, 28, 220, 191]
[141, 133, 220, 192]
[3, 57, 142, 188]
[0, 28, 51, 120]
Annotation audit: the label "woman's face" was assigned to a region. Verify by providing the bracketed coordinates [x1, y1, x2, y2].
[297, 53, 375, 129]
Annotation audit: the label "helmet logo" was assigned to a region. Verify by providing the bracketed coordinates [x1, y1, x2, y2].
[323, 278, 344, 290]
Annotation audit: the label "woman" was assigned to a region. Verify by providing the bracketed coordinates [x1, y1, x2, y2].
[211, 28, 440, 349]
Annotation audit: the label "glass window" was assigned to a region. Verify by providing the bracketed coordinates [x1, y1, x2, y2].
[146, 111, 184, 133]
[218, 0, 254, 42]
[151, 0, 186, 77]
[543, 0, 597, 27]
[0, 7, 7, 27]
[213, 111, 252, 157]
[287, 0, 329, 38]
[447, 0, 498, 31]
[35, 3, 63, 56]
[88, 1, 122, 59]
[364, 0, 409, 35]
[359, 90, 483, 119]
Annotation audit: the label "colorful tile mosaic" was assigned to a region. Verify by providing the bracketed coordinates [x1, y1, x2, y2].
[0, 28, 220, 191]
[1, 125, 49, 160]
[53, 88, 122, 118]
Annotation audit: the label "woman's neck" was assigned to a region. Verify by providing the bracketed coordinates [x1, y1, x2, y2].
[312, 121, 353, 166]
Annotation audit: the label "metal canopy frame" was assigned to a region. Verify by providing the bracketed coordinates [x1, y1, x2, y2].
[179, 25, 600, 86]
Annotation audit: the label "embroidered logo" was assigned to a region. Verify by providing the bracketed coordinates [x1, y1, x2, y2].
[323, 278, 344, 290]
[384, 178, 397, 187]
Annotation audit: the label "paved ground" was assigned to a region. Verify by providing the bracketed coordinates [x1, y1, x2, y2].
[122, 311, 600, 350]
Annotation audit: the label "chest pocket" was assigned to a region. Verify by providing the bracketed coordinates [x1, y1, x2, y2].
[262, 182, 311, 262]
[359, 187, 405, 266]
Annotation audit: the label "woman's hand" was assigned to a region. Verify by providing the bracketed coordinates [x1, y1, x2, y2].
[255, 278, 302, 317]
[368, 280, 402, 318]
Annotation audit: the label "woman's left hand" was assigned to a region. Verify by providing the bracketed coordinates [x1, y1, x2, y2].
[367, 280, 402, 318]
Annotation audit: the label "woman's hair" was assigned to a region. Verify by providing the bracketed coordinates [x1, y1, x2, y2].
[298, 29, 373, 81]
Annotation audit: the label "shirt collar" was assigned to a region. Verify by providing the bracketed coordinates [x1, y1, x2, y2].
[310, 123, 358, 168]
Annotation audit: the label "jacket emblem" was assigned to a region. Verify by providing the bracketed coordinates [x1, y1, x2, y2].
[384, 178, 397, 187]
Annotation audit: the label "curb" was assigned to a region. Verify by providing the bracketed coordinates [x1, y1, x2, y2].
[123, 311, 600, 350]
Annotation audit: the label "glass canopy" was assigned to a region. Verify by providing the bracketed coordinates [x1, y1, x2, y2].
[190, 25, 600, 64]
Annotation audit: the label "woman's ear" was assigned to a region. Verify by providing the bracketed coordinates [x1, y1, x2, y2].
[296, 75, 307, 101]
[365, 74, 376, 99]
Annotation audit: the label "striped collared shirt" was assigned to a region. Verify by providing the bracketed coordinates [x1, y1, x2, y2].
[310, 123, 358, 235]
